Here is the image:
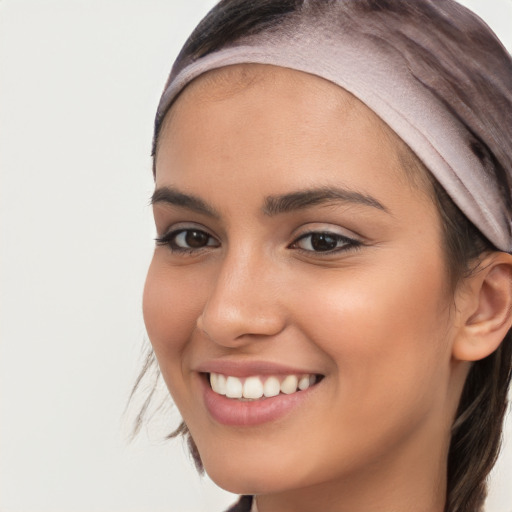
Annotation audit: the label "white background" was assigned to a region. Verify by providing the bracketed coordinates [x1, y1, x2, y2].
[1, 1, 511, 511]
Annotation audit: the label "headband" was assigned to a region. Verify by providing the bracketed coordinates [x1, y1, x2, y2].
[156, 7, 511, 252]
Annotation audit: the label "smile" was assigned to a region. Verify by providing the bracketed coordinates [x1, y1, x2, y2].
[202, 371, 323, 426]
[209, 372, 318, 400]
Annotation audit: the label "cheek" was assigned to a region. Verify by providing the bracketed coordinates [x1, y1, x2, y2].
[294, 255, 452, 416]
[142, 255, 204, 366]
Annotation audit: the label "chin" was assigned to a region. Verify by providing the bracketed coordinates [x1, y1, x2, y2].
[201, 440, 349, 499]
[200, 450, 302, 496]
[207, 469, 292, 496]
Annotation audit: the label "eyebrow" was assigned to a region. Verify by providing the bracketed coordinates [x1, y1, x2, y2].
[150, 185, 388, 218]
[151, 187, 220, 218]
[262, 187, 388, 216]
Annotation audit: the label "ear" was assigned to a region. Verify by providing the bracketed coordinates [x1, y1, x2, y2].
[452, 252, 512, 362]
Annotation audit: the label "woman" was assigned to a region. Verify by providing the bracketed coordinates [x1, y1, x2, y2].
[137, 1, 512, 511]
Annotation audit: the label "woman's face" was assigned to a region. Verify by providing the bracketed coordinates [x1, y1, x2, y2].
[144, 65, 462, 500]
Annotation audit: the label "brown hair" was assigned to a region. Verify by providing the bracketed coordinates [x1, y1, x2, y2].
[133, 1, 512, 511]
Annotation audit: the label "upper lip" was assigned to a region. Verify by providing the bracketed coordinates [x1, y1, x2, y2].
[194, 359, 322, 378]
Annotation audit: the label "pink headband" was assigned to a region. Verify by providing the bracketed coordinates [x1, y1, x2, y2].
[157, 8, 511, 252]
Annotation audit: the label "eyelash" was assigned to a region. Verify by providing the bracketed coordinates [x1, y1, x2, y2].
[155, 228, 362, 255]
[289, 231, 361, 255]
[155, 228, 220, 254]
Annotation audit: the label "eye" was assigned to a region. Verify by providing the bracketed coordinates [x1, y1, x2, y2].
[291, 231, 360, 253]
[156, 228, 220, 252]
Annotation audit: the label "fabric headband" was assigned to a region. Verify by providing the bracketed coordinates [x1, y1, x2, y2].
[156, 7, 511, 252]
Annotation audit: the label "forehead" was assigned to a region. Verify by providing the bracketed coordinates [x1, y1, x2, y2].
[162, 64, 383, 144]
[174, 64, 356, 107]
[157, 64, 429, 193]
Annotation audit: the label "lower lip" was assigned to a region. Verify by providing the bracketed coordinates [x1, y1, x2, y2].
[201, 375, 317, 427]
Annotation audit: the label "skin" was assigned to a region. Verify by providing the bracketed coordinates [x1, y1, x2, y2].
[144, 64, 481, 512]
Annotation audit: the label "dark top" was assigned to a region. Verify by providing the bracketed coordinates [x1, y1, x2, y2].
[224, 495, 253, 512]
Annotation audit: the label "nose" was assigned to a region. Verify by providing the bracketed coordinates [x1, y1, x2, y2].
[197, 249, 286, 347]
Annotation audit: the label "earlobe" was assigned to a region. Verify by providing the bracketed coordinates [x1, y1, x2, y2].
[452, 252, 512, 362]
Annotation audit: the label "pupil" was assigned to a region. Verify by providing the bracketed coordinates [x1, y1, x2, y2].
[311, 233, 337, 251]
[185, 230, 208, 248]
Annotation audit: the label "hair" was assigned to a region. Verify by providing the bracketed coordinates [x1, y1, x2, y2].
[133, 1, 512, 511]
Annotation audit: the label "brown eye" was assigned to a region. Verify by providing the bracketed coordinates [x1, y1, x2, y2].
[182, 230, 210, 248]
[156, 228, 220, 252]
[172, 229, 219, 250]
[309, 233, 338, 251]
[292, 231, 359, 253]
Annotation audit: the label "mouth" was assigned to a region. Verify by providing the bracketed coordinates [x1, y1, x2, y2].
[197, 361, 325, 426]
[205, 372, 323, 401]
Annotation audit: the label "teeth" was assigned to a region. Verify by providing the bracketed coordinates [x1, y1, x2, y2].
[243, 377, 264, 399]
[217, 374, 227, 394]
[280, 375, 298, 394]
[298, 375, 310, 391]
[210, 373, 227, 394]
[209, 372, 318, 399]
[225, 376, 243, 398]
[263, 376, 280, 397]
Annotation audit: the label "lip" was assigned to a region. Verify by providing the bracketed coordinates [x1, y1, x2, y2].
[195, 359, 319, 378]
[195, 359, 323, 427]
